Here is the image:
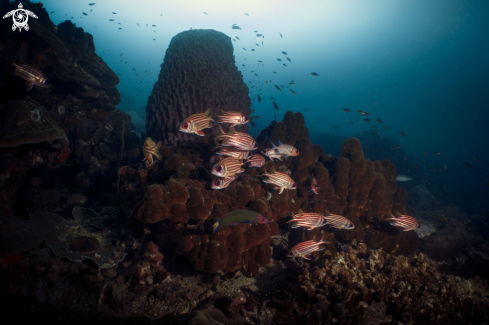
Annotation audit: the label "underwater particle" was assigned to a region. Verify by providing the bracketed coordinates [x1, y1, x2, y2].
[399, 132, 408, 137]
[434, 151, 441, 155]
[391, 145, 401, 149]
[71, 236, 101, 253]
[311, 72, 320, 76]
[57, 105, 65, 114]
[203, 12, 208, 15]
[30, 109, 41, 122]
[463, 162, 474, 169]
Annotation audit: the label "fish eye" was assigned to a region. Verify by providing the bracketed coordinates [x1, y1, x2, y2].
[216, 166, 222, 172]
[213, 180, 220, 186]
[182, 123, 188, 129]
[292, 182, 296, 188]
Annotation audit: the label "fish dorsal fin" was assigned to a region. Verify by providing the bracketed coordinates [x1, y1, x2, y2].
[228, 125, 236, 134]
[205, 108, 211, 116]
[298, 209, 304, 215]
[220, 109, 226, 115]
[278, 140, 283, 146]
[267, 165, 277, 174]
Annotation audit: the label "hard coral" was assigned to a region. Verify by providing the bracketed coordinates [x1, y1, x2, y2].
[146, 29, 252, 146]
[134, 179, 190, 224]
[0, 97, 65, 148]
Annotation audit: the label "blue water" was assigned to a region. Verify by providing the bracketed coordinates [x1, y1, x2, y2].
[37, 0, 489, 215]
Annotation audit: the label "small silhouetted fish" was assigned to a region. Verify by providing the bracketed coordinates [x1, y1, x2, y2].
[258, 95, 261, 102]
[289, 82, 295, 85]
[109, 19, 114, 21]
[273, 72, 277, 74]
[364, 118, 371, 122]
[290, 90, 296, 95]
[286, 57, 291, 63]
[119, 28, 122, 30]
[391, 145, 401, 149]
[152, 24, 156, 27]
[254, 73, 258, 76]
[256, 34, 263, 37]
[274, 85, 281, 91]
[350, 121, 354, 124]
[280, 32, 283, 38]
[311, 72, 319, 76]
[382, 126, 389, 129]
[272, 102, 279, 110]
[436, 166, 442, 172]
[256, 43, 259, 46]
[232, 25, 241, 30]
[399, 132, 408, 137]
[283, 64, 286, 66]
[282, 51, 288, 55]
[120, 53, 123, 56]
[51, 11, 54, 13]
[83, 12, 87, 15]
[233, 39, 236, 42]
[137, 23, 139, 26]
[376, 130, 380, 134]
[245, 13, 249, 16]
[258, 60, 262, 63]
[243, 48, 246, 50]
[251, 49, 255, 51]
[204, 12, 208, 15]
[434, 151, 441, 155]
[463, 162, 474, 169]
[342, 108, 351, 112]
[236, 36, 240, 40]
[376, 119, 383, 123]
[277, 58, 282, 61]
[89, 3, 96, 5]
[423, 152, 428, 156]
[112, 12, 116, 14]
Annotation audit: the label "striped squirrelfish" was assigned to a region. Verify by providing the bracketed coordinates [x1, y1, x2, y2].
[261, 148, 283, 161]
[216, 110, 249, 126]
[386, 213, 420, 231]
[179, 109, 215, 136]
[142, 137, 162, 164]
[287, 234, 330, 260]
[214, 146, 251, 160]
[287, 210, 326, 230]
[11, 64, 49, 90]
[270, 140, 299, 157]
[262, 171, 296, 194]
[246, 154, 265, 167]
[211, 176, 236, 190]
[211, 157, 245, 177]
[212, 209, 268, 232]
[324, 213, 355, 229]
[215, 125, 257, 151]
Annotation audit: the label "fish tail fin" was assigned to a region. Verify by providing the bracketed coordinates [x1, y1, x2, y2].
[212, 219, 222, 232]
[154, 141, 163, 160]
[208, 119, 215, 127]
[217, 123, 225, 135]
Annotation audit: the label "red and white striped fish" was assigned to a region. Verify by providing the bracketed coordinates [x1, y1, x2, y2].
[287, 235, 330, 260]
[310, 173, 318, 194]
[179, 109, 215, 136]
[261, 148, 283, 161]
[262, 171, 296, 194]
[324, 214, 355, 229]
[287, 210, 327, 230]
[211, 176, 236, 190]
[386, 213, 420, 231]
[215, 125, 257, 151]
[214, 146, 251, 160]
[211, 157, 245, 177]
[270, 140, 299, 157]
[246, 154, 265, 167]
[11, 64, 49, 90]
[216, 110, 249, 126]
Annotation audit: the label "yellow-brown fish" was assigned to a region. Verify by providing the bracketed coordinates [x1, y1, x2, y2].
[142, 137, 162, 164]
[11, 64, 49, 90]
[179, 109, 214, 136]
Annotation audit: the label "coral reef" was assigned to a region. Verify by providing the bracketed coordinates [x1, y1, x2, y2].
[146, 29, 252, 146]
[0, 0, 140, 216]
[271, 242, 489, 324]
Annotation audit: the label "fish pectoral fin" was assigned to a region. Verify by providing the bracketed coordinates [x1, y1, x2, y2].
[303, 254, 312, 260]
[25, 81, 35, 85]
[278, 187, 284, 194]
[208, 120, 215, 127]
[26, 84, 34, 90]
[196, 130, 205, 136]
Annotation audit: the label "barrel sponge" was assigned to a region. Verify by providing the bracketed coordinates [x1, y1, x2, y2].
[146, 29, 252, 146]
